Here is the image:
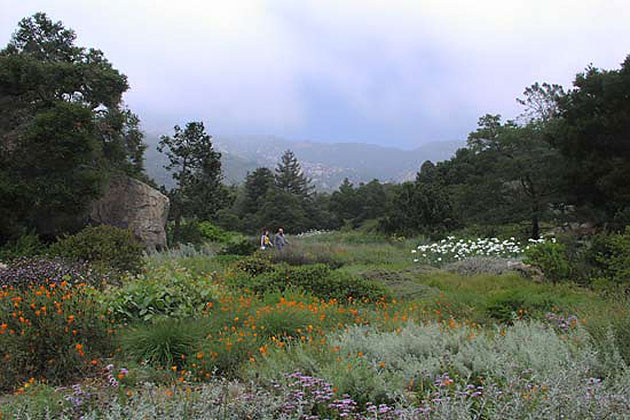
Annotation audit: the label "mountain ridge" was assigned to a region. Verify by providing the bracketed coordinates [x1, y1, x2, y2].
[144, 134, 463, 191]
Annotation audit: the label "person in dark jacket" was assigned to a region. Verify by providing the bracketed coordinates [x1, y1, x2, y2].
[274, 227, 288, 251]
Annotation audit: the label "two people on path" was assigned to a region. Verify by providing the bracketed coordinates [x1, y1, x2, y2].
[260, 227, 288, 251]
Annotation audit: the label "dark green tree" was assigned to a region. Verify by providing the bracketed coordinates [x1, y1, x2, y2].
[255, 188, 309, 233]
[158, 122, 226, 242]
[380, 181, 455, 237]
[0, 13, 146, 240]
[241, 167, 275, 215]
[464, 115, 563, 238]
[275, 150, 313, 198]
[329, 178, 358, 225]
[554, 56, 630, 228]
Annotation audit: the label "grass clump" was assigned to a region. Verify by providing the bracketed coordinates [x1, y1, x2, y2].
[120, 318, 206, 368]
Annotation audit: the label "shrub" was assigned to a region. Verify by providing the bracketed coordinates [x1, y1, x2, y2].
[237, 264, 389, 302]
[588, 227, 630, 287]
[485, 290, 553, 323]
[0, 231, 47, 261]
[105, 265, 218, 323]
[50, 225, 144, 274]
[0, 257, 106, 288]
[120, 318, 207, 368]
[234, 253, 275, 276]
[524, 241, 569, 283]
[0, 281, 112, 391]
[220, 236, 257, 256]
[255, 321, 630, 418]
[197, 221, 231, 242]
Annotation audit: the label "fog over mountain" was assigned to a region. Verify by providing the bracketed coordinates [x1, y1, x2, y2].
[144, 135, 463, 191]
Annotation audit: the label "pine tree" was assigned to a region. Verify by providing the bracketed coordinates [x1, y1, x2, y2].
[242, 167, 275, 215]
[158, 122, 226, 242]
[275, 150, 313, 198]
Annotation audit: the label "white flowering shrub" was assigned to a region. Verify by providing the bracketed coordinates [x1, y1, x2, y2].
[295, 229, 332, 238]
[412, 236, 554, 266]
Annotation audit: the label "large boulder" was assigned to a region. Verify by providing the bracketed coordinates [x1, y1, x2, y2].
[89, 175, 169, 251]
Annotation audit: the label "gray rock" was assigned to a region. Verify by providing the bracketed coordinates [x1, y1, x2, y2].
[506, 261, 545, 282]
[89, 175, 169, 251]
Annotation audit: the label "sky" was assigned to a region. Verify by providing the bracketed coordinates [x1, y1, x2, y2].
[1, 0, 629, 149]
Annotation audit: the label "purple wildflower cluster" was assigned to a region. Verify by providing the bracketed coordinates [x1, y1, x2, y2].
[0, 256, 103, 288]
[278, 371, 404, 419]
[280, 371, 334, 416]
[64, 383, 92, 409]
[544, 313, 579, 332]
[105, 363, 128, 388]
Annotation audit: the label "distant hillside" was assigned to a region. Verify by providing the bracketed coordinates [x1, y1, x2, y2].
[144, 135, 463, 191]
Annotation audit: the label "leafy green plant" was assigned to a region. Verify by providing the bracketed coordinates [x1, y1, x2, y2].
[197, 221, 231, 242]
[50, 225, 144, 274]
[524, 241, 569, 283]
[105, 265, 218, 322]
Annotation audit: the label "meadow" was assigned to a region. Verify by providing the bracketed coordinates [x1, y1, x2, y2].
[1, 229, 630, 419]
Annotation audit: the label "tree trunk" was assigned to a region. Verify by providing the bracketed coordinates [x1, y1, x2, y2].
[173, 209, 182, 244]
[531, 202, 540, 239]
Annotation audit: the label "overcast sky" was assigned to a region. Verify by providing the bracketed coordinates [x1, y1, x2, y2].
[1, 0, 629, 148]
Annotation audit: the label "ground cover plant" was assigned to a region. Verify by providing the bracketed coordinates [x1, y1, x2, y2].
[2, 231, 630, 419]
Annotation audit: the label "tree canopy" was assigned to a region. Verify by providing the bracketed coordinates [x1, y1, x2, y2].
[0, 13, 147, 241]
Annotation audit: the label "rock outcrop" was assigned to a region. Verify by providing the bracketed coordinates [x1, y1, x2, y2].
[89, 175, 169, 251]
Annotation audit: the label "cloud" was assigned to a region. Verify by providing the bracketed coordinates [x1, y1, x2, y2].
[1, 0, 629, 147]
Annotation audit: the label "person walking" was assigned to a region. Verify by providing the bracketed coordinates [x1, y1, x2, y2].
[274, 227, 288, 251]
[260, 229, 273, 250]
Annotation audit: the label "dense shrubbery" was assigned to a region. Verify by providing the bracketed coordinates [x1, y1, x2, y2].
[0, 280, 112, 391]
[50, 225, 144, 274]
[231, 262, 388, 302]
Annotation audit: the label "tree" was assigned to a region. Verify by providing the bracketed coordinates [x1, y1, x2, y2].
[0, 13, 146, 240]
[255, 188, 309, 233]
[329, 178, 357, 225]
[464, 115, 563, 238]
[275, 150, 313, 198]
[241, 168, 275, 215]
[554, 56, 630, 228]
[516, 82, 565, 123]
[158, 122, 226, 242]
[380, 181, 455, 237]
